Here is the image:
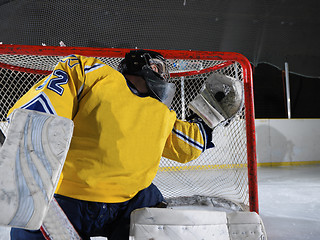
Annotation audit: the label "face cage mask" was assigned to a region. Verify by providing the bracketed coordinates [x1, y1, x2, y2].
[118, 50, 176, 108]
[148, 57, 170, 81]
[140, 65, 176, 108]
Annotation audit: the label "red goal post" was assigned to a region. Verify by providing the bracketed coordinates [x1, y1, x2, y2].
[0, 44, 258, 213]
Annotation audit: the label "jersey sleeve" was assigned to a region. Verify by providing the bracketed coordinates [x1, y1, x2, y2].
[162, 119, 211, 163]
[7, 55, 112, 120]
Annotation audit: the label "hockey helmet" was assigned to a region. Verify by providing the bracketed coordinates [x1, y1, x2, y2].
[118, 49, 176, 108]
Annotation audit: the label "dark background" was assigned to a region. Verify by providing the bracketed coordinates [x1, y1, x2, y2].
[1, 0, 319, 118]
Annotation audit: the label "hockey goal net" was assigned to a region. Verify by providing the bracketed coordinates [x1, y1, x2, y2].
[0, 45, 258, 213]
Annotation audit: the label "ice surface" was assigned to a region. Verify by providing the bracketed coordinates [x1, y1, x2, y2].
[1, 165, 319, 239]
[258, 165, 320, 240]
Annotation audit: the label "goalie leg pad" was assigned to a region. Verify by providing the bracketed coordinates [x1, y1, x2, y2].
[0, 109, 73, 230]
[129, 208, 229, 240]
[129, 208, 267, 240]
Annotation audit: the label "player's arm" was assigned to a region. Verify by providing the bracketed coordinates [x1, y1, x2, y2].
[8, 56, 77, 118]
[163, 72, 244, 163]
[7, 55, 110, 119]
[162, 118, 214, 163]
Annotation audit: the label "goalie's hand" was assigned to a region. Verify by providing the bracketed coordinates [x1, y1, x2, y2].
[187, 113, 214, 150]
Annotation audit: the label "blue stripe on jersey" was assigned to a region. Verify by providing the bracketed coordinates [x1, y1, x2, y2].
[195, 122, 207, 151]
[60, 55, 80, 68]
[77, 82, 85, 100]
[172, 128, 204, 151]
[20, 92, 56, 115]
[84, 63, 105, 74]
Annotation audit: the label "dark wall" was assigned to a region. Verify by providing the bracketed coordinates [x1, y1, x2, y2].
[1, 0, 320, 118]
[253, 63, 320, 118]
[0, 0, 320, 77]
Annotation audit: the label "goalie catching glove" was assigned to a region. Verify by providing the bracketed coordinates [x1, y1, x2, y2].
[188, 73, 244, 129]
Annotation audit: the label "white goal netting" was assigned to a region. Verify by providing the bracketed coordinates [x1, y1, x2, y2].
[0, 45, 258, 212]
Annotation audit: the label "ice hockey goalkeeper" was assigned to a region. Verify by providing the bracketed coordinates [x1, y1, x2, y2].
[9, 50, 216, 240]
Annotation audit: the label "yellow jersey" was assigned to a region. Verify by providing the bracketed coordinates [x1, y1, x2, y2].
[8, 55, 207, 203]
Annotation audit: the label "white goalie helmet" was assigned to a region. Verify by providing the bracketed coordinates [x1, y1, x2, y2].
[118, 49, 176, 108]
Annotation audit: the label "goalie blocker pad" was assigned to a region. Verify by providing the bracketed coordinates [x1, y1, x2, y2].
[0, 109, 73, 230]
[188, 73, 244, 129]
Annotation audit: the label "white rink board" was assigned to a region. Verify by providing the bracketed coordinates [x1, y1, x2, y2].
[255, 119, 320, 163]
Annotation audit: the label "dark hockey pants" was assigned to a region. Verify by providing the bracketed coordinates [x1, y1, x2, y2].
[10, 183, 165, 240]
